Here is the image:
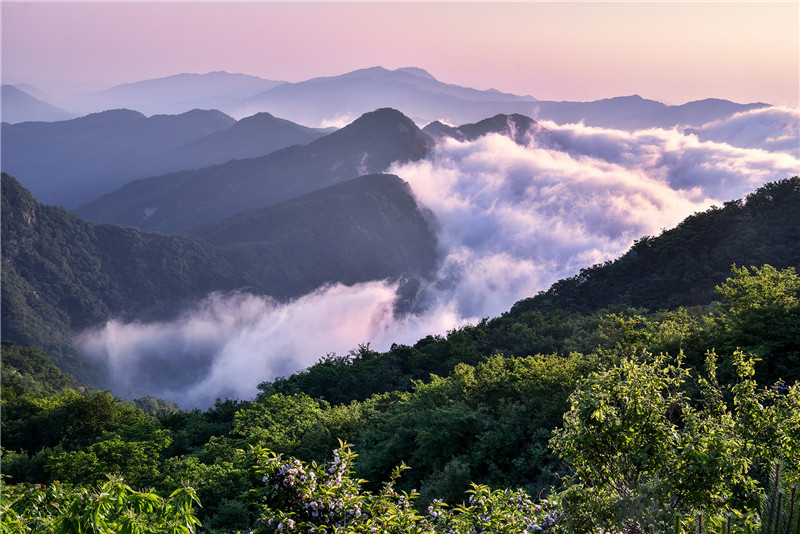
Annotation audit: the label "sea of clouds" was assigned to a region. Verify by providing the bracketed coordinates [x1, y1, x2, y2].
[77, 107, 800, 408]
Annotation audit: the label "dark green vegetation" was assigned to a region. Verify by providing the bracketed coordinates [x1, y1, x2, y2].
[1, 108, 329, 208]
[75, 108, 435, 233]
[2, 178, 798, 533]
[1, 172, 438, 384]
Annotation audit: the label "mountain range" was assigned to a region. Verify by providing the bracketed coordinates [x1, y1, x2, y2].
[74, 108, 435, 232]
[4, 67, 768, 130]
[1, 108, 330, 208]
[43, 71, 284, 117]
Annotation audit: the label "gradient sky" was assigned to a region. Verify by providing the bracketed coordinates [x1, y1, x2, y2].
[2, 1, 799, 107]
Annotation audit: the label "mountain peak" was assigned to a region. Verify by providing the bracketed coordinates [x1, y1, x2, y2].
[344, 108, 419, 133]
[395, 67, 437, 80]
[423, 113, 547, 146]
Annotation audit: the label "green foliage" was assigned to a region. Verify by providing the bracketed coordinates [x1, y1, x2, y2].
[1, 389, 149, 454]
[47, 429, 172, 487]
[551, 350, 797, 533]
[234, 393, 330, 454]
[0, 341, 87, 400]
[1, 475, 201, 534]
[353, 352, 602, 502]
[715, 265, 800, 383]
[262, 311, 606, 406]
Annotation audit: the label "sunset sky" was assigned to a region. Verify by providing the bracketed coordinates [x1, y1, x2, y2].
[2, 1, 799, 107]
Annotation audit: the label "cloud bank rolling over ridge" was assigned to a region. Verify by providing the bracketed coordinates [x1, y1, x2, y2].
[77, 117, 800, 408]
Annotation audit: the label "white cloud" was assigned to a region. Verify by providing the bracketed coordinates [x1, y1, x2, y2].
[690, 106, 800, 157]
[319, 113, 355, 129]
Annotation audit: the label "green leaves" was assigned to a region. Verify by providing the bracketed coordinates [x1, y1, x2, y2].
[0, 476, 201, 534]
[716, 265, 800, 383]
[551, 349, 796, 533]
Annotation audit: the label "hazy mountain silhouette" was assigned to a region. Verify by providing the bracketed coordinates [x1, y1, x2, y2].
[76, 108, 434, 233]
[221, 67, 767, 130]
[1, 85, 75, 123]
[8, 67, 770, 132]
[533, 95, 768, 130]
[228, 66, 540, 126]
[138, 112, 332, 177]
[2, 109, 235, 207]
[62, 71, 284, 116]
[1, 108, 331, 208]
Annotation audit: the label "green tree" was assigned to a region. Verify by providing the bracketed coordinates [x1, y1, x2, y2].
[551, 346, 800, 533]
[551, 351, 761, 532]
[715, 265, 800, 383]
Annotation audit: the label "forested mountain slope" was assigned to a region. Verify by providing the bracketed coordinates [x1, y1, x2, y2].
[509, 176, 800, 316]
[1, 172, 438, 384]
[1, 173, 251, 381]
[194, 173, 438, 295]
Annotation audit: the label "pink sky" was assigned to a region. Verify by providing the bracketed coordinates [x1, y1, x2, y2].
[2, 1, 798, 107]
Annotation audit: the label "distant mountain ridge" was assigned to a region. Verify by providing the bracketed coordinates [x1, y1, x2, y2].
[60, 71, 284, 116]
[229, 66, 541, 126]
[423, 113, 556, 146]
[3, 67, 771, 132]
[1, 85, 75, 123]
[76, 108, 435, 233]
[533, 95, 769, 131]
[1, 108, 329, 208]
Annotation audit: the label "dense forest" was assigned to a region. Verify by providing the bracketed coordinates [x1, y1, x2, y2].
[2, 178, 799, 533]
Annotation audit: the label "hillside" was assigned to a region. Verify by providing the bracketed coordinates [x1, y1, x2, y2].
[1, 173, 251, 381]
[509, 176, 800, 316]
[1, 172, 438, 384]
[76, 108, 434, 233]
[3, 178, 797, 534]
[194, 173, 438, 296]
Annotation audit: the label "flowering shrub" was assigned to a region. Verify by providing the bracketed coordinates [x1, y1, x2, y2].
[249, 442, 563, 534]
[443, 485, 562, 534]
